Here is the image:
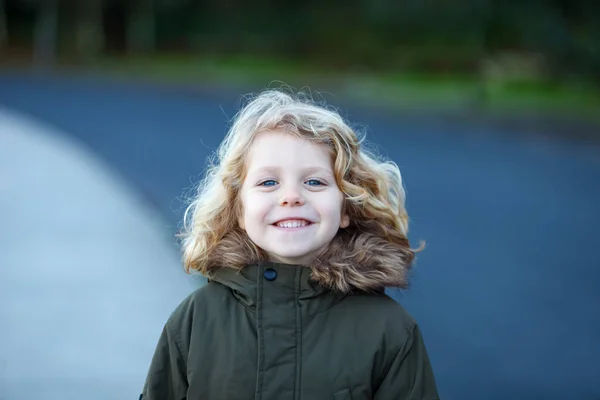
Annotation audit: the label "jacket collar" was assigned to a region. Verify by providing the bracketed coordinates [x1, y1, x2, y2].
[209, 261, 342, 312]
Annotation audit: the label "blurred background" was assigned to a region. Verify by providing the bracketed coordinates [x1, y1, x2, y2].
[1, 0, 600, 115]
[0, 1, 599, 400]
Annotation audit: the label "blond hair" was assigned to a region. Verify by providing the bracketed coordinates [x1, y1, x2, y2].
[180, 89, 418, 292]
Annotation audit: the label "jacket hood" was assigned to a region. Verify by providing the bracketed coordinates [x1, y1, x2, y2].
[207, 224, 415, 294]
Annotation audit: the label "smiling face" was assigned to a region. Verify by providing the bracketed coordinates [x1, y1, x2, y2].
[238, 130, 350, 265]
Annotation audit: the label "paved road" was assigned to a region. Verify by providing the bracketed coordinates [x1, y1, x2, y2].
[1, 73, 599, 399]
[0, 105, 198, 399]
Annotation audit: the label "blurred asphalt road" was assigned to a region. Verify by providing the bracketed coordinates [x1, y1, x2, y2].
[1, 73, 599, 399]
[0, 104, 198, 399]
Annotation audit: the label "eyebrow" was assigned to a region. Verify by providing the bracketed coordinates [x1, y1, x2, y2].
[249, 166, 334, 176]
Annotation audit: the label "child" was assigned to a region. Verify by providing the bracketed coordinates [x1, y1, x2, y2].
[141, 89, 439, 399]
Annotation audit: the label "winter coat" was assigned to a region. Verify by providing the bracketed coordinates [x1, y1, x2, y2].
[141, 261, 439, 399]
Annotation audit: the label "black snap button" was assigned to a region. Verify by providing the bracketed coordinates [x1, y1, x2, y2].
[264, 268, 277, 281]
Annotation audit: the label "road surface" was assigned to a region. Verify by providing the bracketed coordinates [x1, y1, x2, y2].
[1, 73, 599, 399]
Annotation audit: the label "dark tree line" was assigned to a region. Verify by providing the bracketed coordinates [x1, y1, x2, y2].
[1, 0, 599, 82]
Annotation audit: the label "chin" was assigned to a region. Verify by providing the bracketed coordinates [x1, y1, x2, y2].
[270, 250, 314, 264]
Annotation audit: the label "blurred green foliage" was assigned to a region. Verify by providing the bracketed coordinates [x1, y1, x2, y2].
[2, 0, 599, 78]
[1, 0, 599, 116]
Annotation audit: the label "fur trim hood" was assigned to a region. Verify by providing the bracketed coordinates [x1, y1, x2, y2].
[205, 224, 415, 294]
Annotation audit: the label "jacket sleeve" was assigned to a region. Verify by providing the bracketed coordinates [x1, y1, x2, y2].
[140, 323, 188, 400]
[374, 323, 439, 400]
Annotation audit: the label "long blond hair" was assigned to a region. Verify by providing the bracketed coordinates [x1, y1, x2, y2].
[180, 89, 418, 291]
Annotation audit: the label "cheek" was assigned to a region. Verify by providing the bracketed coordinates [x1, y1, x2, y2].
[319, 197, 344, 222]
[241, 192, 271, 223]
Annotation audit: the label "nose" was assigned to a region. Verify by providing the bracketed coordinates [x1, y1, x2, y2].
[278, 187, 305, 206]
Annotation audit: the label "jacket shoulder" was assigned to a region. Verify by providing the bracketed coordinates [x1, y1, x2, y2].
[340, 291, 417, 345]
[163, 282, 233, 351]
[167, 281, 232, 321]
[344, 291, 416, 324]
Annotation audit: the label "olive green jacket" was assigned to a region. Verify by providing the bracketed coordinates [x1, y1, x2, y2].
[141, 262, 439, 399]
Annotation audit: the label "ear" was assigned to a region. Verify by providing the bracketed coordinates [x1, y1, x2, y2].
[339, 196, 350, 228]
[340, 213, 350, 228]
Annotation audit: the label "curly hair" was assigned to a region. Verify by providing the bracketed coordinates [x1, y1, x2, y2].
[180, 89, 420, 293]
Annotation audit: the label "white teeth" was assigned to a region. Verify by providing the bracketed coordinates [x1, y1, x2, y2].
[276, 220, 309, 228]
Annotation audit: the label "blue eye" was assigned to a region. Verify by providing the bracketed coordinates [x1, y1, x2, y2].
[259, 180, 277, 187]
[306, 179, 324, 186]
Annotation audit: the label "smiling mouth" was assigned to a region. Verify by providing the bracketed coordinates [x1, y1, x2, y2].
[273, 219, 311, 228]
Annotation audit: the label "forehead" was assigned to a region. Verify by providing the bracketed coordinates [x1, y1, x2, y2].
[246, 130, 333, 172]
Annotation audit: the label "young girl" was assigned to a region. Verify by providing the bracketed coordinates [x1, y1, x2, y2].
[141, 90, 439, 400]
